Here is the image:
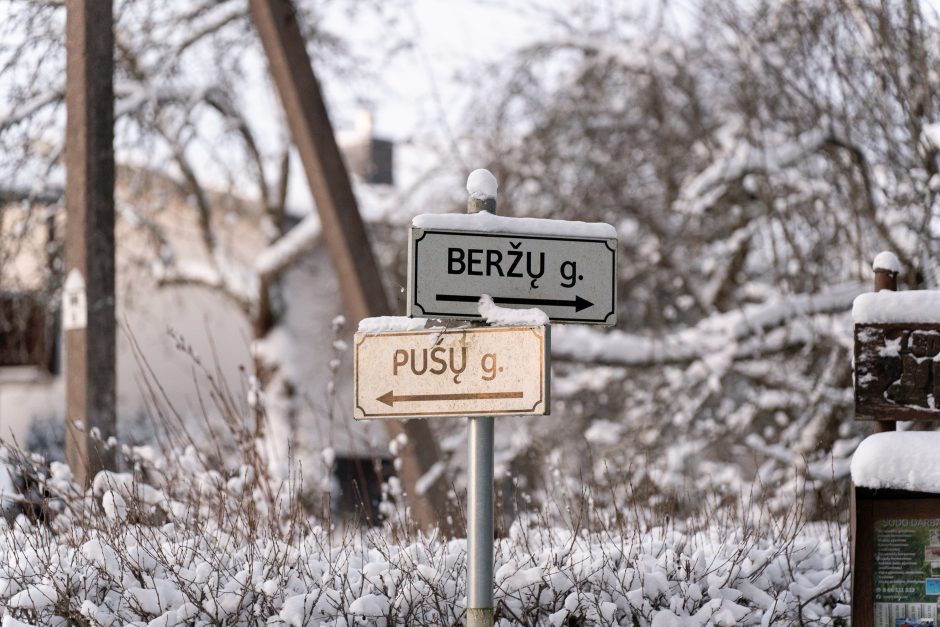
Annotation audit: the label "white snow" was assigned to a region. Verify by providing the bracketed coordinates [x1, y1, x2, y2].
[478, 294, 549, 326]
[556, 282, 864, 365]
[496, 564, 543, 593]
[349, 593, 390, 616]
[584, 419, 624, 446]
[102, 490, 128, 521]
[675, 127, 828, 214]
[872, 250, 901, 273]
[415, 461, 446, 495]
[254, 213, 321, 278]
[357, 316, 428, 333]
[7, 584, 56, 610]
[279, 593, 317, 625]
[412, 211, 617, 239]
[852, 290, 940, 324]
[923, 123, 940, 152]
[852, 432, 940, 492]
[467, 168, 498, 200]
[388, 433, 408, 456]
[0, 458, 18, 505]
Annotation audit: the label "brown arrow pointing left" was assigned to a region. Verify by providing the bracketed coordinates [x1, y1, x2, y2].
[377, 390, 524, 407]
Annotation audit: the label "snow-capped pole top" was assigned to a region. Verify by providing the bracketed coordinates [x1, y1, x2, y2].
[467, 169, 498, 200]
[872, 251, 901, 274]
[467, 168, 498, 215]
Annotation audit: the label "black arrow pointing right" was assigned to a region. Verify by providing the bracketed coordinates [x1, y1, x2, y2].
[436, 294, 593, 312]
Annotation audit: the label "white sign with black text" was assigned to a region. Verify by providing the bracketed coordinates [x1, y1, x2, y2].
[407, 226, 617, 325]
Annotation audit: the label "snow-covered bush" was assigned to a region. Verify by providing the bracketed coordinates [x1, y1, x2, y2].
[0, 438, 849, 626]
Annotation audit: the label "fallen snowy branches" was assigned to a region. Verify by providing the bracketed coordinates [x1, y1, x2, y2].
[553, 282, 864, 366]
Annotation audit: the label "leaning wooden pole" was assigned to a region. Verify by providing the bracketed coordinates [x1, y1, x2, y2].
[249, 0, 450, 531]
[64, 0, 117, 485]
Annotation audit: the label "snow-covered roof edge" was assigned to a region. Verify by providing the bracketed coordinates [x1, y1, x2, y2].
[852, 290, 940, 324]
[851, 432, 940, 493]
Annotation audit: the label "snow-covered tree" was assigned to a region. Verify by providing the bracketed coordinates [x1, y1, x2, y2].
[455, 0, 940, 514]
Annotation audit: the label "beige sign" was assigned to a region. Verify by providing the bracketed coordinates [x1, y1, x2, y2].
[354, 326, 550, 419]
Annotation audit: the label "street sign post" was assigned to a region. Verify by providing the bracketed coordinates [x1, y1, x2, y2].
[408, 224, 617, 325]
[353, 325, 550, 420]
[355, 168, 612, 627]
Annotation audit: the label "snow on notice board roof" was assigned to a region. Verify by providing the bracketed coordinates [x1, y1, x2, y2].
[851, 432, 940, 493]
[412, 211, 617, 239]
[852, 290, 940, 324]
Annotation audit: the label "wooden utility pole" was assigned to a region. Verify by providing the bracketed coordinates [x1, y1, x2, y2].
[249, 0, 451, 531]
[64, 0, 116, 485]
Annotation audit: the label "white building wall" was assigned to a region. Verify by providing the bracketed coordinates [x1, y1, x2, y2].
[1, 195, 385, 470]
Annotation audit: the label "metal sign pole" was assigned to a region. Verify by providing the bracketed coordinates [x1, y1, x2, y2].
[467, 170, 497, 627]
[467, 414, 494, 626]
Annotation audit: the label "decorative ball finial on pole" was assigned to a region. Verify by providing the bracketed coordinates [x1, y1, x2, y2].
[467, 168, 498, 215]
[872, 251, 900, 292]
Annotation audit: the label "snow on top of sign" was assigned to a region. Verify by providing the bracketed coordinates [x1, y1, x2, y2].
[412, 211, 617, 239]
[852, 290, 940, 324]
[357, 316, 427, 333]
[851, 432, 940, 493]
[466, 168, 498, 200]
[478, 294, 549, 326]
[872, 251, 901, 274]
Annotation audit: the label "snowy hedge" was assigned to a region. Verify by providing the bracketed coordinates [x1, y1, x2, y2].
[0, 447, 849, 626]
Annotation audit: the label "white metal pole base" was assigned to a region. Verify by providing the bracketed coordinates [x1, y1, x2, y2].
[467, 607, 495, 627]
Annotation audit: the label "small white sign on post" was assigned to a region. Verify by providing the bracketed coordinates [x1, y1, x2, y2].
[62, 268, 87, 331]
[354, 325, 550, 419]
